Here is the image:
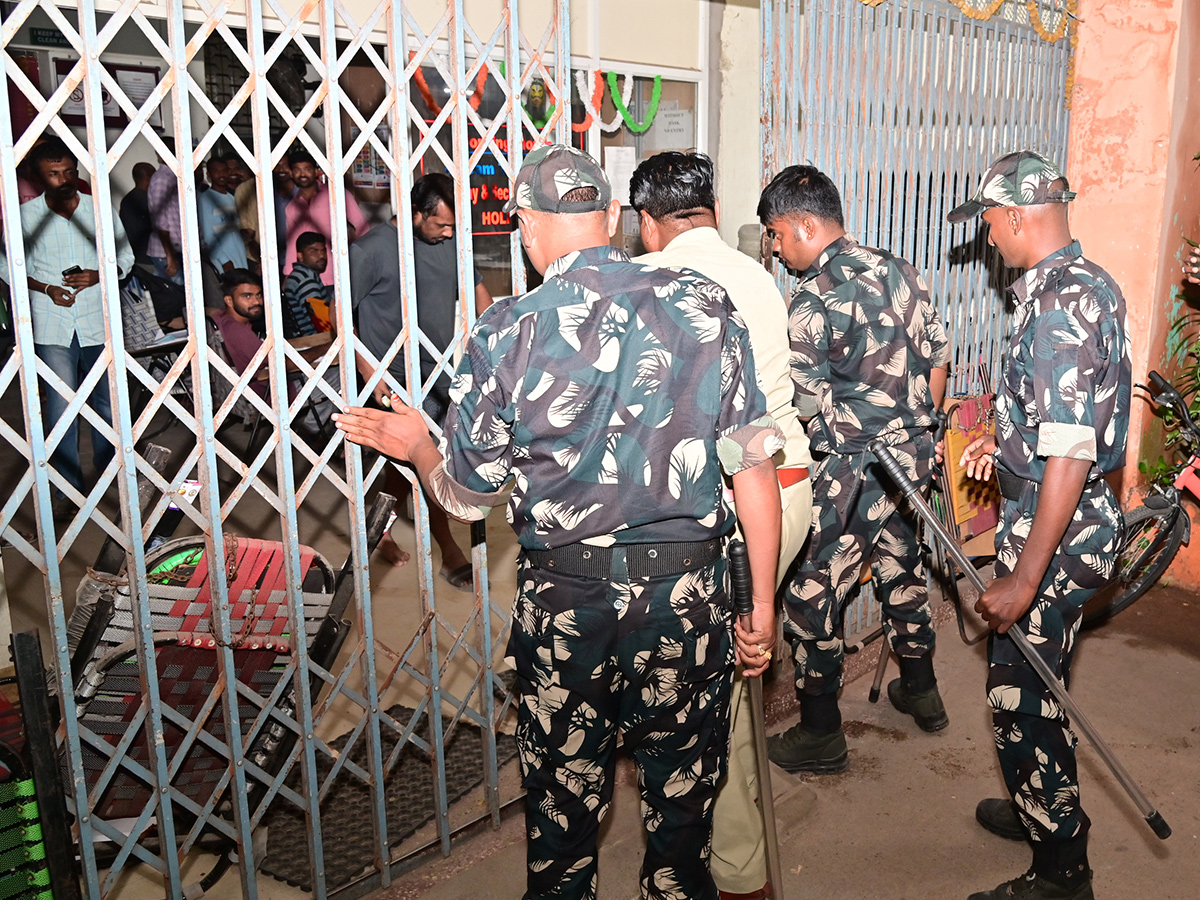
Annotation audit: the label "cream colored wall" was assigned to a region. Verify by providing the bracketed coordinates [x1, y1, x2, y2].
[596, 0, 701, 69]
[715, 2, 763, 246]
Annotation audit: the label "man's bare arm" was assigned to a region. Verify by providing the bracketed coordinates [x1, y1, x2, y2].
[731, 458, 782, 676]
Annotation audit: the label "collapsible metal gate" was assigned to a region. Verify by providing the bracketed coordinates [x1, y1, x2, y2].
[761, 0, 1075, 633]
[0, 2, 572, 898]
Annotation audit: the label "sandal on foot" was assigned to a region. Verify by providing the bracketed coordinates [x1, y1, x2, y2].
[439, 563, 474, 592]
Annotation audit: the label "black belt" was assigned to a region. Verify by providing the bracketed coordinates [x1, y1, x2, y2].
[524, 539, 723, 579]
[996, 468, 1033, 502]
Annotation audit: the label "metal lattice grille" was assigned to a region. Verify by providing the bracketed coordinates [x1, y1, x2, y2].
[767, 0, 1072, 394]
[0, 2, 573, 897]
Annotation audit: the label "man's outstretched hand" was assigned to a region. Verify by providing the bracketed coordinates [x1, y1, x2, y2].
[334, 399, 433, 461]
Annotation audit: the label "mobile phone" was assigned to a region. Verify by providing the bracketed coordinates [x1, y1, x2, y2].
[61, 265, 83, 278]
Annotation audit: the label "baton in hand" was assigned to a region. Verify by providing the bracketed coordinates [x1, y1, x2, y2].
[728, 540, 786, 897]
[867, 438, 1171, 841]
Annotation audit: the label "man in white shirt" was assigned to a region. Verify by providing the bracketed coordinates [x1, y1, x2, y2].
[632, 150, 813, 900]
[0, 137, 134, 509]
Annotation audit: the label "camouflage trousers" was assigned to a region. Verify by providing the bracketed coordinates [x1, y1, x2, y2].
[507, 551, 735, 900]
[782, 440, 936, 696]
[988, 477, 1122, 844]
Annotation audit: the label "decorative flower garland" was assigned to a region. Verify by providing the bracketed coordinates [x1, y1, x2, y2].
[411, 53, 488, 117]
[441, 63, 666, 135]
[606, 73, 662, 134]
[574, 69, 630, 132]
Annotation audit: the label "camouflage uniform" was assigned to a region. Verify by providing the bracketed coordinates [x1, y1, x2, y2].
[948, 151, 1131, 885]
[783, 236, 950, 696]
[426, 229, 784, 896]
[988, 238, 1130, 846]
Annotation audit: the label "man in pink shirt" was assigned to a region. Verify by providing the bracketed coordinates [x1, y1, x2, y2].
[282, 150, 368, 285]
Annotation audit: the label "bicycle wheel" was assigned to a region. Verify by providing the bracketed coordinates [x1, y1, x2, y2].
[1081, 501, 1187, 629]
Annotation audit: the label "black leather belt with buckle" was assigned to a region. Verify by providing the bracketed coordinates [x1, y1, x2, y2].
[524, 539, 723, 579]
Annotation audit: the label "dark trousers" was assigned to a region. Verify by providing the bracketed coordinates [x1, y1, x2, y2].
[507, 552, 734, 900]
[782, 440, 936, 696]
[988, 478, 1122, 847]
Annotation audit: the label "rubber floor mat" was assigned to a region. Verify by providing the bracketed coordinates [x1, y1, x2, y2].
[259, 704, 518, 890]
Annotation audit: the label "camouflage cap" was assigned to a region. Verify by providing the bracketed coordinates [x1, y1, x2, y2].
[503, 143, 612, 215]
[947, 150, 1077, 223]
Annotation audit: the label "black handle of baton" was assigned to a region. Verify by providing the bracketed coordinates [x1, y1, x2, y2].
[867, 438, 1172, 841]
[729, 540, 754, 618]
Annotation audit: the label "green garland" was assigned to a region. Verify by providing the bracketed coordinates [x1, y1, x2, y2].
[606, 73, 662, 134]
[494, 65, 665, 134]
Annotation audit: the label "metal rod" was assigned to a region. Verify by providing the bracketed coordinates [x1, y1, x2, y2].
[867, 439, 1171, 841]
[728, 540, 785, 899]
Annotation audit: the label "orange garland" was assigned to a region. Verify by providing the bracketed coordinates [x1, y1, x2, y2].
[573, 70, 604, 133]
[411, 54, 489, 116]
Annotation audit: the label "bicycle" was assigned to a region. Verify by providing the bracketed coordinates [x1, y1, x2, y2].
[929, 370, 1192, 633]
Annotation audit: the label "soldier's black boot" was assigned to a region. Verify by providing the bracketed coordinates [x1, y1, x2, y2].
[766, 693, 848, 774]
[887, 653, 949, 732]
[968, 836, 1093, 900]
[976, 797, 1029, 841]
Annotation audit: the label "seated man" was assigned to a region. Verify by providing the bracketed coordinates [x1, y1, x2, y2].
[210, 268, 336, 432]
[282, 231, 332, 337]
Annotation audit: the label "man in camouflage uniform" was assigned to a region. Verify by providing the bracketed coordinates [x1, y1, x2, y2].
[335, 144, 784, 900]
[756, 166, 951, 774]
[951, 151, 1129, 900]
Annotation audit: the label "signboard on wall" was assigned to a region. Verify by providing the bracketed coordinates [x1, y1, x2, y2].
[54, 58, 162, 129]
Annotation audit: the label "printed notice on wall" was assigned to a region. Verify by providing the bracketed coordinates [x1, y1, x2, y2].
[605, 146, 636, 207]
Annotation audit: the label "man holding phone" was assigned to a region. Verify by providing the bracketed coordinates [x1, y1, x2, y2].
[0, 136, 134, 514]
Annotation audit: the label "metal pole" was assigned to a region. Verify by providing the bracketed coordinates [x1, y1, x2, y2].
[728, 541, 786, 898]
[867, 439, 1171, 841]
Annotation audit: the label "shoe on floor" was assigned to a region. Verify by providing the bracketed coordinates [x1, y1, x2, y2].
[887, 677, 949, 732]
[967, 868, 1094, 900]
[976, 797, 1029, 841]
[766, 723, 848, 774]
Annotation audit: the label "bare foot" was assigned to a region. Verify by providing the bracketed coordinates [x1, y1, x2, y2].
[377, 533, 411, 567]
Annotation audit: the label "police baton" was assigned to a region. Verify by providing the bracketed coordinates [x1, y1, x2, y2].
[867, 439, 1171, 841]
[728, 540, 787, 897]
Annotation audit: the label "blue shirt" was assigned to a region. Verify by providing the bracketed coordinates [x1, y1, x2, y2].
[0, 193, 134, 346]
[198, 188, 248, 270]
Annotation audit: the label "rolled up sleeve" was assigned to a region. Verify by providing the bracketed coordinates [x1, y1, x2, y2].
[1032, 307, 1098, 462]
[718, 313, 785, 474]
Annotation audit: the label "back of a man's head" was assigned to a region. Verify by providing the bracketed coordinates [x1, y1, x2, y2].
[757, 165, 844, 228]
[503, 145, 616, 273]
[629, 151, 716, 222]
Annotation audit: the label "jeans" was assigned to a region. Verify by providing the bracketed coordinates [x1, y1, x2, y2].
[35, 336, 114, 493]
[148, 255, 185, 286]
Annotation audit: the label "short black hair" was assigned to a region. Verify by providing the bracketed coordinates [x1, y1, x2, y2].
[412, 172, 455, 217]
[629, 151, 716, 221]
[757, 165, 844, 228]
[289, 149, 316, 169]
[295, 231, 326, 253]
[29, 136, 76, 172]
[220, 268, 262, 297]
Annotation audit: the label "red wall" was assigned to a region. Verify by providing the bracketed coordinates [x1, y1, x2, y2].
[1068, 0, 1200, 586]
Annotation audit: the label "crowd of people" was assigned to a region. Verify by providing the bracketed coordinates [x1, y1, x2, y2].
[2, 131, 1129, 900]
